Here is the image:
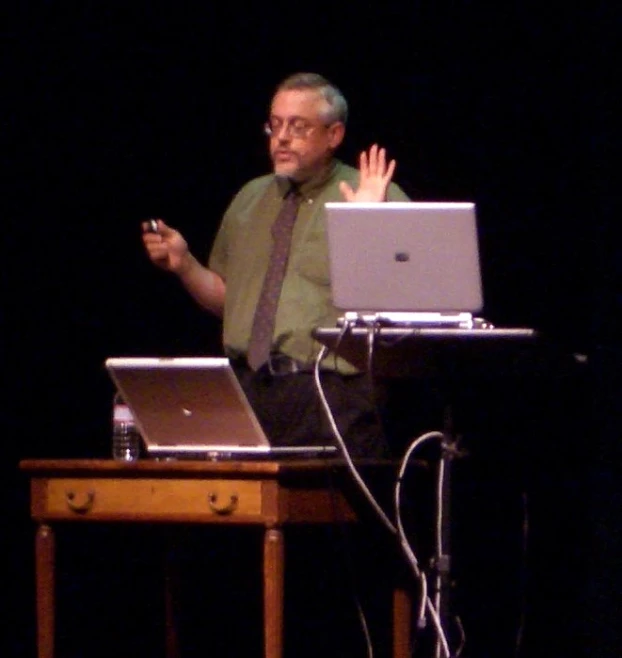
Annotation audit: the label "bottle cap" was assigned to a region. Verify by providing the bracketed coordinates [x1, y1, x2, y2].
[114, 404, 134, 423]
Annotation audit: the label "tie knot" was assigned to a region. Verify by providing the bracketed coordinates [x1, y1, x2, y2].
[286, 183, 301, 200]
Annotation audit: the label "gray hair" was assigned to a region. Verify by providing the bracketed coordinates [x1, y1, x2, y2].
[275, 72, 349, 125]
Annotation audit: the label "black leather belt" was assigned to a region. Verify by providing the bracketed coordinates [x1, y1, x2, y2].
[265, 353, 314, 375]
[231, 353, 314, 376]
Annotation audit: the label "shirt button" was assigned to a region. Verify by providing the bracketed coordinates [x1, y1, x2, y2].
[307, 198, 314, 205]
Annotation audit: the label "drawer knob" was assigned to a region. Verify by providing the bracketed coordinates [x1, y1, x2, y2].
[207, 492, 239, 515]
[65, 490, 95, 514]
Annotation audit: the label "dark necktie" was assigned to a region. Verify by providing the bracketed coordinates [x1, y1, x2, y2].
[247, 185, 302, 371]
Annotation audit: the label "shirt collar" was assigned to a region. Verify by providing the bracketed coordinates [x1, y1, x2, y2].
[275, 160, 340, 200]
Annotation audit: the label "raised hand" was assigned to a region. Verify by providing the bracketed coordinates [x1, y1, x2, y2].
[339, 144, 397, 202]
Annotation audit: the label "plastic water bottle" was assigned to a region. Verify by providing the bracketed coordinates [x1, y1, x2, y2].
[112, 392, 141, 461]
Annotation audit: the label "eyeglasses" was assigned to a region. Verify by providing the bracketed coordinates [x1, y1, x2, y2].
[263, 117, 324, 139]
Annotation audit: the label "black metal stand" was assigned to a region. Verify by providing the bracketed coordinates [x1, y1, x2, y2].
[313, 324, 577, 657]
[437, 406, 455, 630]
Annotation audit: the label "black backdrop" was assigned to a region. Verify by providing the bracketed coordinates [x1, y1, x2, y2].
[2, 3, 619, 657]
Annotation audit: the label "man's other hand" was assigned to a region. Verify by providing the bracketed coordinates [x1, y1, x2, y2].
[339, 144, 397, 202]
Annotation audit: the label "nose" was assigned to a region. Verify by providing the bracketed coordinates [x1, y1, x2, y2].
[274, 124, 292, 141]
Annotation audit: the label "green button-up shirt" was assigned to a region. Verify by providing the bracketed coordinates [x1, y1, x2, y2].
[208, 159, 409, 372]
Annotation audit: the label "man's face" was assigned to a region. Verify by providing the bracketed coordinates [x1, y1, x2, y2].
[268, 89, 345, 182]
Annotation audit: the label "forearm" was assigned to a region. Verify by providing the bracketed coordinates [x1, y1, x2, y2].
[175, 253, 226, 317]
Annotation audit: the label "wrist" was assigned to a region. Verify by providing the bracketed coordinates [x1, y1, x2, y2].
[174, 251, 196, 278]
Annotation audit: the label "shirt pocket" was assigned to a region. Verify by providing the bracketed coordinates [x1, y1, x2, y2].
[294, 228, 331, 286]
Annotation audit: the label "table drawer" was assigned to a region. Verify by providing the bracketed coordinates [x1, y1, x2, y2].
[42, 478, 263, 520]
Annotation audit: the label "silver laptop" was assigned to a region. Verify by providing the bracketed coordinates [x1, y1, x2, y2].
[324, 202, 483, 326]
[105, 357, 337, 459]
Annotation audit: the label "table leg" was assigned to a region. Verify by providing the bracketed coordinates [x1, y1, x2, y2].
[35, 523, 55, 658]
[164, 539, 181, 658]
[263, 527, 284, 658]
[393, 582, 412, 658]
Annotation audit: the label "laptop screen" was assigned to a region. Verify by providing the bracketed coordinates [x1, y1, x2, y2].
[324, 202, 483, 314]
[105, 357, 269, 453]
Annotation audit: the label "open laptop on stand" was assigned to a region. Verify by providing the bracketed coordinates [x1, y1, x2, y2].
[318, 201, 536, 373]
[105, 357, 337, 460]
[324, 201, 486, 328]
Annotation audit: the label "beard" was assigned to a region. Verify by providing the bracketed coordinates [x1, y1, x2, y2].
[272, 149, 301, 177]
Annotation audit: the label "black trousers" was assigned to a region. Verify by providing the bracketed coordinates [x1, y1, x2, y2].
[231, 360, 391, 458]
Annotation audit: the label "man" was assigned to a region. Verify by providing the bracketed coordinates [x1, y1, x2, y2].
[143, 72, 409, 457]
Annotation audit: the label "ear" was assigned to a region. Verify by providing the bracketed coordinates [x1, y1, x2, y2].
[327, 122, 345, 150]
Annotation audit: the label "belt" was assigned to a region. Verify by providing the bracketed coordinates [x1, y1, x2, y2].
[232, 353, 315, 376]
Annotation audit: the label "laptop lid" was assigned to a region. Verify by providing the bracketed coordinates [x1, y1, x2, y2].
[324, 202, 483, 316]
[105, 357, 336, 458]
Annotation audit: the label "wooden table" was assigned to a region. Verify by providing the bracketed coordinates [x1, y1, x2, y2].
[21, 458, 413, 658]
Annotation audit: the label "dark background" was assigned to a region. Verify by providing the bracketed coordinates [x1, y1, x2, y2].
[2, 3, 619, 657]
